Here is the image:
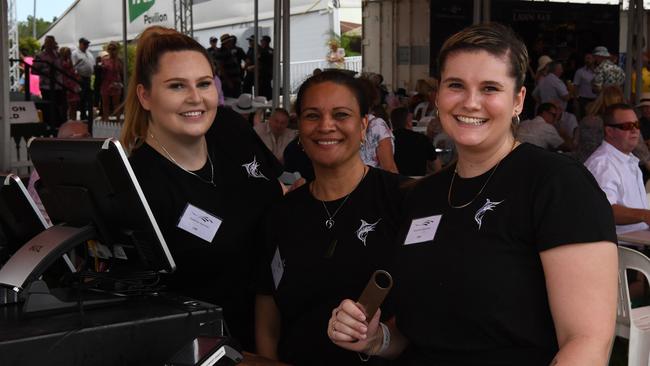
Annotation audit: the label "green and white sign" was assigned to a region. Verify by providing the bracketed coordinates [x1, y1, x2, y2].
[129, 0, 156, 22]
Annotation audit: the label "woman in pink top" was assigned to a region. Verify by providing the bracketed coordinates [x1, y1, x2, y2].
[100, 41, 124, 121]
[22, 55, 42, 98]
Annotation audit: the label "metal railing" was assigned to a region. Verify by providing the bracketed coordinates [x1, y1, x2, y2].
[9, 58, 93, 127]
[287, 56, 362, 92]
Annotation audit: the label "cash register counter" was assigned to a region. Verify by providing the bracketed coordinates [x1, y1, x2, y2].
[0, 293, 223, 366]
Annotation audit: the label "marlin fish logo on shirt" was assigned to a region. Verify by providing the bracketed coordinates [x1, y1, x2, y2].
[242, 156, 268, 180]
[474, 199, 504, 230]
[356, 219, 381, 246]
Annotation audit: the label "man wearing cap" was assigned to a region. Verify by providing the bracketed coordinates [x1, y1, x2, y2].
[573, 53, 597, 119]
[243, 35, 258, 94]
[206, 36, 219, 69]
[258, 35, 274, 100]
[231, 36, 246, 77]
[215, 34, 243, 98]
[592, 46, 625, 93]
[71, 37, 95, 120]
[637, 92, 650, 145]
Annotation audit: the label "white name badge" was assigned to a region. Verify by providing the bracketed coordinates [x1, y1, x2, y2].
[177, 204, 223, 243]
[271, 246, 284, 289]
[404, 215, 442, 245]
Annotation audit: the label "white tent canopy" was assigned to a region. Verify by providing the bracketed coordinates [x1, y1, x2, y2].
[41, 0, 338, 51]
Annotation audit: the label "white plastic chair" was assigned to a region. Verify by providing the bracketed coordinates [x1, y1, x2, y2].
[616, 246, 650, 366]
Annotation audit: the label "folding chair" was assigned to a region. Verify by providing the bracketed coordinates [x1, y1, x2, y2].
[616, 246, 650, 366]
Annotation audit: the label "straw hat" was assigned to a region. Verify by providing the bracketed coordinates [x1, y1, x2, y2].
[537, 55, 553, 72]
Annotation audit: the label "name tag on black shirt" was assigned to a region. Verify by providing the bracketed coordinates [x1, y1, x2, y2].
[404, 215, 441, 245]
[177, 203, 223, 243]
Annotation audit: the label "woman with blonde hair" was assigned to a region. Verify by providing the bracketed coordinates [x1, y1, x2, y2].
[121, 25, 283, 350]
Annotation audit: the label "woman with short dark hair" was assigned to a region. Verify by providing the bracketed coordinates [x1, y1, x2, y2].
[256, 70, 406, 365]
[328, 23, 617, 366]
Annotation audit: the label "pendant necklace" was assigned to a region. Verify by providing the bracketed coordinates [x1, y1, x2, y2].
[448, 140, 517, 209]
[314, 165, 368, 229]
[149, 132, 215, 186]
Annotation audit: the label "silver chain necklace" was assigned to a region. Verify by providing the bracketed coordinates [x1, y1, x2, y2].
[447, 140, 517, 209]
[149, 132, 215, 186]
[313, 166, 368, 229]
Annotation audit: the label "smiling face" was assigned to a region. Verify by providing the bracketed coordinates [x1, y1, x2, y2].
[298, 81, 368, 169]
[437, 50, 525, 153]
[137, 50, 218, 145]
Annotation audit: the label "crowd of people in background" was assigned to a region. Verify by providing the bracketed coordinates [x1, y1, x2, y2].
[20, 35, 125, 127]
[207, 32, 274, 100]
[19, 26, 650, 185]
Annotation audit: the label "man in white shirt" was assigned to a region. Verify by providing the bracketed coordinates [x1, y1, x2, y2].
[254, 108, 297, 163]
[71, 37, 95, 120]
[532, 61, 570, 111]
[516, 103, 570, 151]
[585, 103, 650, 234]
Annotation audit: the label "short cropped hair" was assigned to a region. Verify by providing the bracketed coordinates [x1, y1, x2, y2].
[437, 22, 528, 91]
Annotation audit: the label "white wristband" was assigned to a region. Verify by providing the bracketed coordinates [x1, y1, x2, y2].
[357, 322, 391, 362]
[376, 322, 391, 355]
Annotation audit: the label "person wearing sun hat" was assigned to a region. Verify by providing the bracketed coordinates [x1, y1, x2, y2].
[592, 46, 625, 92]
[215, 34, 242, 98]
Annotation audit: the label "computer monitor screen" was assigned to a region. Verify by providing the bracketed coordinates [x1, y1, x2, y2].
[28, 138, 175, 273]
[0, 174, 49, 263]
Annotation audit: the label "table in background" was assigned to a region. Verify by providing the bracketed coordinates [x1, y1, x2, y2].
[618, 230, 650, 246]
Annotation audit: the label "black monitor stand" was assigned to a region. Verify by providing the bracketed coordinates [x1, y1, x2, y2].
[0, 138, 176, 314]
[0, 223, 128, 313]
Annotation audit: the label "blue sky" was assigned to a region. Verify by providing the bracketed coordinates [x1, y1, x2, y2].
[16, 0, 76, 22]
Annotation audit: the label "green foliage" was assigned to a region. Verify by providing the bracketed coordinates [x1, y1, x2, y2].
[17, 16, 53, 40]
[126, 43, 137, 77]
[19, 37, 40, 56]
[17, 17, 53, 56]
[341, 34, 361, 57]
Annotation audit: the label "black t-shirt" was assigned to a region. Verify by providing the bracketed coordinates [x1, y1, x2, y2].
[129, 107, 283, 350]
[261, 168, 406, 366]
[215, 47, 242, 82]
[392, 143, 616, 366]
[259, 47, 273, 80]
[393, 128, 437, 177]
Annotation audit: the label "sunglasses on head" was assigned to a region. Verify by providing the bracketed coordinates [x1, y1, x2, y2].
[606, 121, 641, 131]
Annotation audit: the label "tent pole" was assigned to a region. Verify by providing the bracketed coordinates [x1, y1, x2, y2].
[282, 0, 290, 110]
[1, 0, 11, 172]
[254, 0, 259, 98]
[272, 0, 281, 108]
